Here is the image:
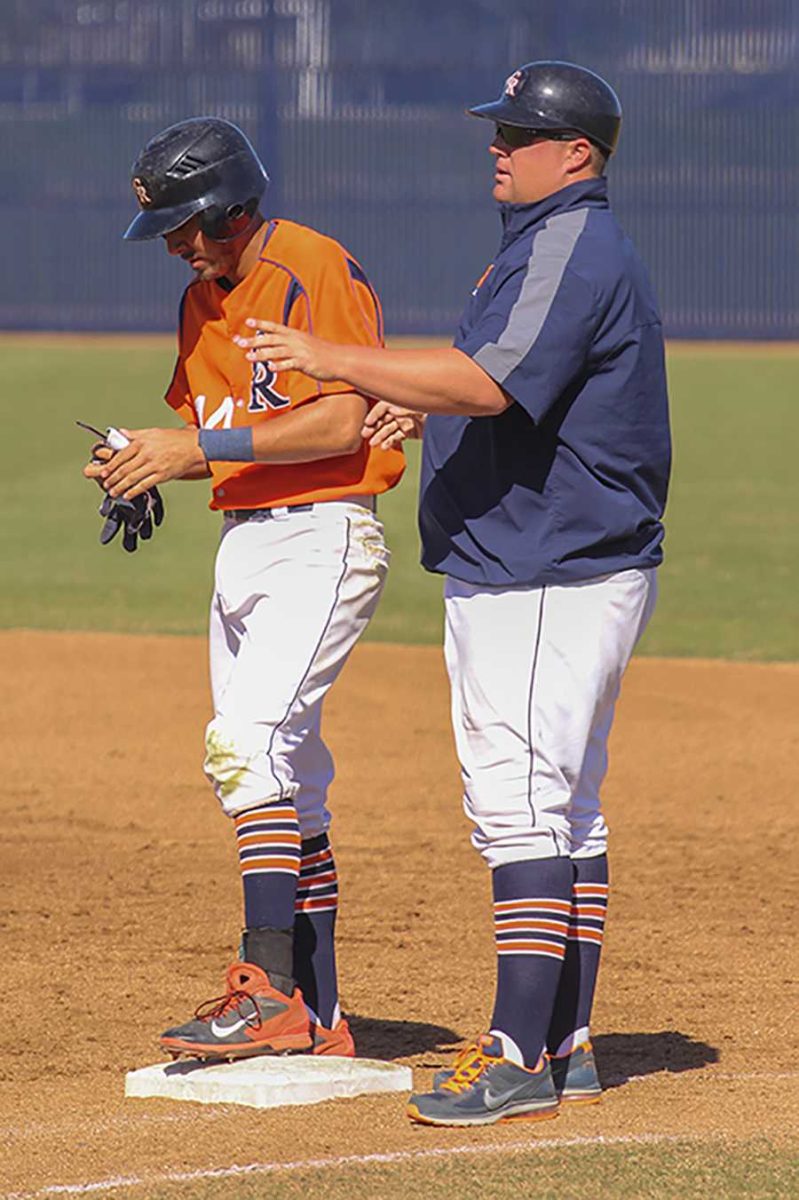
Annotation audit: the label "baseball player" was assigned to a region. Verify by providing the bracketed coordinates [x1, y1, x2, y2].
[238, 62, 672, 1124]
[85, 117, 404, 1059]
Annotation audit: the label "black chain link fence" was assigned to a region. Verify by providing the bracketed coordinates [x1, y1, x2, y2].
[0, 0, 796, 335]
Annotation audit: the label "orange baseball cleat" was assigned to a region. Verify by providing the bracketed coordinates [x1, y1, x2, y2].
[160, 962, 311, 1060]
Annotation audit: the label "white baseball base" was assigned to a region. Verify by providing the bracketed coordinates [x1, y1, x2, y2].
[125, 1055, 413, 1110]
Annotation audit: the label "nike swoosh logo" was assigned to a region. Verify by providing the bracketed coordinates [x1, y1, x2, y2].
[210, 1013, 256, 1038]
[483, 1087, 514, 1110]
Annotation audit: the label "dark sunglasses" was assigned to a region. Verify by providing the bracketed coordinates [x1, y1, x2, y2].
[494, 123, 580, 149]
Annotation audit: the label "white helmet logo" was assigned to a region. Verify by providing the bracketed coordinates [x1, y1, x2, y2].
[504, 70, 524, 97]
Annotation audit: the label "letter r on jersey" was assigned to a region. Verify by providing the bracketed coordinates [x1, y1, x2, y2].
[249, 362, 291, 412]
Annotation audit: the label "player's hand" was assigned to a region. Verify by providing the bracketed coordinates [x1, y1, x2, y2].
[362, 402, 425, 449]
[235, 320, 339, 382]
[83, 442, 114, 481]
[99, 427, 206, 500]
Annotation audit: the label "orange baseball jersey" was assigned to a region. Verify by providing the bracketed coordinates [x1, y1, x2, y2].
[165, 219, 405, 509]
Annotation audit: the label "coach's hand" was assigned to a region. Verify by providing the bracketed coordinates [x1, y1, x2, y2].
[99, 427, 207, 500]
[362, 402, 424, 449]
[236, 320, 339, 381]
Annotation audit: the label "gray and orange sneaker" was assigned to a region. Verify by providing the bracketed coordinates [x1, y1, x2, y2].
[160, 962, 312, 1060]
[434, 1039, 602, 1103]
[407, 1034, 559, 1127]
[550, 1040, 602, 1104]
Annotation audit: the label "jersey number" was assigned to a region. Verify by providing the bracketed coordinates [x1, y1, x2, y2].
[249, 362, 291, 412]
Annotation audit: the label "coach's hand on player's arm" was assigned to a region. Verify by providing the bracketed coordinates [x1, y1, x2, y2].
[98, 427, 209, 500]
[236, 320, 510, 418]
[362, 403, 425, 449]
[236, 320, 339, 381]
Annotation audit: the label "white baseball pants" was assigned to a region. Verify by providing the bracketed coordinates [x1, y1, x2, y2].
[204, 501, 389, 833]
[443, 568, 657, 869]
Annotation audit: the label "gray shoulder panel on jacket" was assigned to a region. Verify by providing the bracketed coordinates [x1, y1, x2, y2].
[473, 207, 589, 384]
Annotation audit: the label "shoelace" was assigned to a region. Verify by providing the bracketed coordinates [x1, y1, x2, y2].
[193, 988, 262, 1029]
[446, 1041, 479, 1073]
[440, 1044, 496, 1094]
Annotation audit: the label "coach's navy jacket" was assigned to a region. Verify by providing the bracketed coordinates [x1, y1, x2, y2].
[419, 177, 672, 587]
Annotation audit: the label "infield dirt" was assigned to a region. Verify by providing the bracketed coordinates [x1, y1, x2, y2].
[1, 631, 797, 1196]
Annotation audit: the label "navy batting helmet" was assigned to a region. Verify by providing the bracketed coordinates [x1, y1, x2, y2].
[468, 61, 622, 155]
[123, 117, 269, 242]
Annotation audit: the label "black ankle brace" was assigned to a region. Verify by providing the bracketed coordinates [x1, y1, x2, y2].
[241, 925, 295, 996]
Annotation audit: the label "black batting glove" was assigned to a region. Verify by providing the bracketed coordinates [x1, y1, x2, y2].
[98, 486, 164, 553]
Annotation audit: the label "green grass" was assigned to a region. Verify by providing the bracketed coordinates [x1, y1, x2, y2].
[0, 341, 796, 658]
[0, 341, 443, 640]
[119, 1139, 799, 1200]
[648, 350, 798, 660]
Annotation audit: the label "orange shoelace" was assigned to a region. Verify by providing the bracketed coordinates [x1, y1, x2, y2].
[440, 1044, 496, 1094]
[444, 1041, 479, 1074]
[193, 988, 262, 1029]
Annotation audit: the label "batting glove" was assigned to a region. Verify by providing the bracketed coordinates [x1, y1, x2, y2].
[98, 487, 164, 553]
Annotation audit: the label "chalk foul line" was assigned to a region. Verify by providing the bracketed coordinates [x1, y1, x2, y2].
[2, 1133, 703, 1200]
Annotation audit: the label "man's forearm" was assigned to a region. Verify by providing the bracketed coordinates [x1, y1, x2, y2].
[332, 346, 510, 416]
[249, 391, 365, 463]
[196, 391, 367, 470]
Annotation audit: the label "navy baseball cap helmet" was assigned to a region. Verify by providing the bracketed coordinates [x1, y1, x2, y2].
[124, 117, 269, 241]
[468, 61, 622, 155]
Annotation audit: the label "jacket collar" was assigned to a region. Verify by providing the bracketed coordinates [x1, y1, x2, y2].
[499, 177, 608, 247]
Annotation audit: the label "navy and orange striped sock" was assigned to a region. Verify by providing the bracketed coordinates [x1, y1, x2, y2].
[546, 854, 609, 1057]
[234, 801, 301, 930]
[490, 856, 573, 1068]
[293, 832, 340, 1028]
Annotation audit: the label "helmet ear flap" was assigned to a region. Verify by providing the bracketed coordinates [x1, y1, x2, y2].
[200, 198, 258, 242]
